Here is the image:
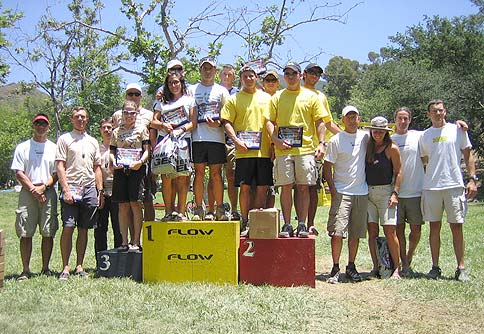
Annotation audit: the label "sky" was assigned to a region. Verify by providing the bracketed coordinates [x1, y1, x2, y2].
[2, 0, 480, 85]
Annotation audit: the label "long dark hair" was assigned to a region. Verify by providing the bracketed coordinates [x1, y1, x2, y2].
[366, 130, 392, 164]
[162, 71, 187, 102]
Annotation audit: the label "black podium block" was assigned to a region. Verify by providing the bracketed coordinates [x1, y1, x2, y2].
[96, 249, 142, 282]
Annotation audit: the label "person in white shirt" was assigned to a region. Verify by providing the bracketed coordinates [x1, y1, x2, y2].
[419, 99, 477, 282]
[11, 113, 58, 280]
[323, 106, 369, 283]
[188, 57, 230, 221]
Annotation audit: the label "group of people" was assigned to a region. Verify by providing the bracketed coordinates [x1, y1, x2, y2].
[11, 56, 478, 283]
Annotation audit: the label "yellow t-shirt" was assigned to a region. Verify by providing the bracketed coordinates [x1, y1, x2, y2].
[265, 87, 327, 156]
[221, 90, 271, 158]
[310, 89, 334, 145]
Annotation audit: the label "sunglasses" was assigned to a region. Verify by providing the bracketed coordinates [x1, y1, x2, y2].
[33, 121, 49, 126]
[122, 110, 138, 115]
[126, 92, 141, 97]
[306, 70, 322, 77]
[264, 78, 278, 83]
[283, 71, 299, 77]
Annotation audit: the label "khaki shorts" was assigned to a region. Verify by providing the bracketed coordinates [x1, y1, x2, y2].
[368, 184, 396, 226]
[397, 197, 424, 225]
[327, 192, 368, 239]
[15, 187, 58, 238]
[421, 187, 466, 224]
[274, 154, 317, 186]
[225, 143, 236, 172]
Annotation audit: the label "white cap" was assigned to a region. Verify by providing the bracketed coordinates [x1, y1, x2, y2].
[125, 83, 142, 93]
[342, 105, 359, 116]
[166, 59, 183, 70]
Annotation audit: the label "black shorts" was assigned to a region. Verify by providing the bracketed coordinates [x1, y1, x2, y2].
[234, 158, 273, 187]
[112, 165, 146, 203]
[192, 141, 226, 165]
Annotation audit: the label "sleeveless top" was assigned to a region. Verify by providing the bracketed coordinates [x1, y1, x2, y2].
[366, 149, 393, 186]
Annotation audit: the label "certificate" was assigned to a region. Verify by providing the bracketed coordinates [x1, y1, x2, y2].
[197, 102, 220, 122]
[60, 184, 83, 202]
[116, 148, 142, 167]
[162, 106, 188, 128]
[278, 126, 303, 147]
[237, 131, 262, 149]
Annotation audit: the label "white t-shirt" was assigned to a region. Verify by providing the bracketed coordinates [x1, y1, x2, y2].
[392, 130, 424, 198]
[11, 139, 57, 186]
[153, 95, 196, 139]
[324, 130, 369, 195]
[419, 123, 472, 190]
[188, 82, 229, 143]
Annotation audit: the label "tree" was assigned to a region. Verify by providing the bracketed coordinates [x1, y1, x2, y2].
[0, 1, 23, 83]
[3, 0, 123, 137]
[323, 56, 362, 114]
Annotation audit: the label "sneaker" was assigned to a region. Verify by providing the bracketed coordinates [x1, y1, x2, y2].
[74, 270, 89, 278]
[231, 211, 241, 221]
[216, 205, 229, 221]
[427, 266, 442, 280]
[117, 244, 129, 253]
[308, 226, 319, 236]
[17, 271, 31, 281]
[191, 206, 204, 221]
[59, 271, 70, 281]
[400, 267, 414, 278]
[345, 264, 362, 282]
[129, 244, 140, 252]
[455, 268, 469, 282]
[296, 223, 309, 238]
[177, 213, 188, 221]
[240, 221, 249, 237]
[368, 269, 381, 279]
[40, 269, 53, 276]
[205, 212, 215, 221]
[278, 224, 294, 238]
[327, 266, 340, 284]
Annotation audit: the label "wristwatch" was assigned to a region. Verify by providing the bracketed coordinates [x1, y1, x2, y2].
[44, 183, 51, 191]
[469, 175, 479, 182]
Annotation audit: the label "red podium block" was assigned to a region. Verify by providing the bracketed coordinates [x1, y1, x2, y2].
[239, 236, 315, 288]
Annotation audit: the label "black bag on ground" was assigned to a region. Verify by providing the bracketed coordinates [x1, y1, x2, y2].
[376, 237, 394, 279]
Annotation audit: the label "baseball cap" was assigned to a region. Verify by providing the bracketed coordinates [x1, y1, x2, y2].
[166, 59, 183, 70]
[199, 56, 217, 68]
[304, 63, 323, 73]
[283, 61, 301, 73]
[33, 114, 49, 124]
[239, 65, 256, 76]
[125, 83, 142, 93]
[342, 105, 360, 116]
[262, 70, 279, 80]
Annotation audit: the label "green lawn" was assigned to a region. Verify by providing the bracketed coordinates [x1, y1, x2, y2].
[1, 191, 483, 333]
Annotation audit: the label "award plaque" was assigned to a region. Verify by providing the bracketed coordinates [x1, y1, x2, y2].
[237, 131, 262, 149]
[162, 106, 188, 128]
[277, 126, 303, 147]
[197, 102, 220, 122]
[116, 148, 142, 167]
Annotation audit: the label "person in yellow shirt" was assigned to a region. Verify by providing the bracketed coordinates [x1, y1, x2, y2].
[222, 66, 272, 235]
[265, 61, 328, 238]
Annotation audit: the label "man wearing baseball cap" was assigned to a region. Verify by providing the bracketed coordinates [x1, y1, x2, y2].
[265, 61, 329, 238]
[298, 63, 341, 235]
[323, 105, 369, 283]
[221, 66, 273, 234]
[188, 56, 231, 221]
[11, 113, 58, 280]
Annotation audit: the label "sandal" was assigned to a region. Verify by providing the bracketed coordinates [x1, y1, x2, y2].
[117, 244, 129, 253]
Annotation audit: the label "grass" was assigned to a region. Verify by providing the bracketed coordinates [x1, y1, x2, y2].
[1, 191, 483, 333]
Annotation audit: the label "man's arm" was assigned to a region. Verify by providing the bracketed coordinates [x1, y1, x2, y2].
[323, 160, 337, 198]
[94, 163, 105, 209]
[56, 160, 74, 204]
[463, 148, 478, 199]
[223, 120, 248, 152]
[315, 119, 327, 160]
[15, 170, 46, 203]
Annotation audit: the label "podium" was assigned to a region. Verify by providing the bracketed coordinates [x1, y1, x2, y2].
[239, 236, 315, 287]
[143, 221, 239, 284]
[96, 249, 142, 282]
